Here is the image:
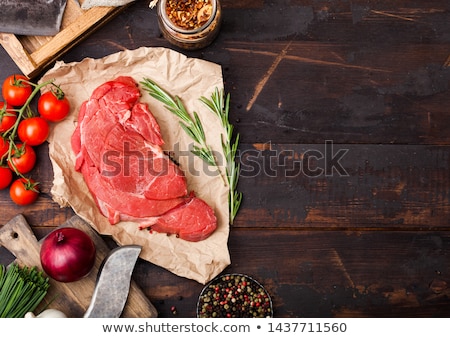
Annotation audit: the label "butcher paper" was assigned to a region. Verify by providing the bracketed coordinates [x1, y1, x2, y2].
[40, 47, 230, 284]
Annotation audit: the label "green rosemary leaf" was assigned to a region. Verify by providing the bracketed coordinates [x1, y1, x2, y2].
[191, 149, 210, 165]
[193, 111, 206, 141]
[224, 91, 231, 120]
[200, 89, 242, 225]
[173, 96, 193, 124]
[192, 146, 216, 167]
[179, 121, 198, 143]
[199, 95, 217, 116]
[230, 134, 240, 159]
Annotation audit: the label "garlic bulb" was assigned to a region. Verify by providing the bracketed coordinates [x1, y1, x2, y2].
[25, 309, 67, 318]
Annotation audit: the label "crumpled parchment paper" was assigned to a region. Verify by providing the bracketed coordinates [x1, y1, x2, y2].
[39, 47, 230, 284]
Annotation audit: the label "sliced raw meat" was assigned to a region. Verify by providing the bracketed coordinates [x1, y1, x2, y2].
[71, 76, 217, 241]
[138, 193, 217, 242]
[72, 76, 188, 221]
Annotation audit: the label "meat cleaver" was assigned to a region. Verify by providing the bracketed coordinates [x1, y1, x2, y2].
[84, 245, 142, 318]
[0, 0, 68, 36]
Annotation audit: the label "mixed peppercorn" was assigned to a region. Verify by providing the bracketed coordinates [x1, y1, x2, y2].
[197, 274, 273, 318]
[165, 0, 212, 30]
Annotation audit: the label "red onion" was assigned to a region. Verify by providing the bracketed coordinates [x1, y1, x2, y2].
[40, 227, 96, 283]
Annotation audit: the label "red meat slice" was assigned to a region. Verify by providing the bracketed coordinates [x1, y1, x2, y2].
[71, 76, 217, 241]
[138, 193, 217, 242]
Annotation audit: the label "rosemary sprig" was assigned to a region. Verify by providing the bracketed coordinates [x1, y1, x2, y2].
[141, 78, 225, 184]
[200, 89, 242, 225]
[140, 78, 242, 224]
[0, 264, 50, 318]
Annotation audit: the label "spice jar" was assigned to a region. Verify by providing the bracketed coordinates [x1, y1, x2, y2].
[157, 0, 222, 50]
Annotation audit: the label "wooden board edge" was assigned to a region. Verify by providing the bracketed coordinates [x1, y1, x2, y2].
[0, 33, 38, 77]
[31, 6, 126, 65]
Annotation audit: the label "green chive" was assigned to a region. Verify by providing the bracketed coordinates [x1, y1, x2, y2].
[0, 264, 50, 318]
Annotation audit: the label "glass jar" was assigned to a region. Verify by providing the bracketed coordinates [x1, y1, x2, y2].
[157, 0, 222, 50]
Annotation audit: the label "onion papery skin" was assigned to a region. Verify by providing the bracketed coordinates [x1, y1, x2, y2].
[40, 227, 96, 283]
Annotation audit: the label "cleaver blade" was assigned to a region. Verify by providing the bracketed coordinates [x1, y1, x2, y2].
[0, 0, 68, 36]
[84, 245, 142, 318]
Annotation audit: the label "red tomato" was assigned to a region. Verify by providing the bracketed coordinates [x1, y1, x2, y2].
[9, 178, 39, 205]
[2, 75, 32, 107]
[0, 166, 13, 190]
[8, 143, 36, 174]
[0, 102, 17, 132]
[18, 117, 50, 146]
[0, 137, 9, 160]
[38, 89, 70, 122]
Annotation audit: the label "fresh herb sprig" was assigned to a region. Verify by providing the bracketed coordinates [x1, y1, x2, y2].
[200, 89, 242, 224]
[140, 78, 242, 224]
[0, 264, 50, 318]
[141, 78, 225, 182]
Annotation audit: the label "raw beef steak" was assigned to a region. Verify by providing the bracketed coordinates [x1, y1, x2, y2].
[138, 193, 217, 242]
[71, 76, 217, 241]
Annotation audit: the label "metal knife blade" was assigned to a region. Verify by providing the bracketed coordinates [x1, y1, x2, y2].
[84, 245, 142, 318]
[0, 0, 68, 36]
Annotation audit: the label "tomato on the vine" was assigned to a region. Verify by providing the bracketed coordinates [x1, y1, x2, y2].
[2, 75, 32, 107]
[0, 166, 13, 190]
[8, 143, 36, 174]
[38, 89, 70, 122]
[0, 102, 16, 132]
[9, 178, 39, 205]
[18, 117, 50, 146]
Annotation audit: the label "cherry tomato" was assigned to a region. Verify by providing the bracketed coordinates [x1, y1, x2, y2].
[18, 117, 50, 146]
[2, 75, 32, 107]
[9, 178, 39, 205]
[0, 166, 13, 190]
[8, 143, 36, 174]
[0, 137, 9, 160]
[38, 89, 70, 122]
[0, 102, 17, 132]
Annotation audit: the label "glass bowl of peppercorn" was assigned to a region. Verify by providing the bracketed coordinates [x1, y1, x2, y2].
[197, 273, 273, 318]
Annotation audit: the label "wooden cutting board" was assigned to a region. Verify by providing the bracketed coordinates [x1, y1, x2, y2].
[0, 214, 158, 318]
[0, 0, 130, 79]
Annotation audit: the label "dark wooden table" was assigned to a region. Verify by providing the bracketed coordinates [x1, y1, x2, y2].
[1, 0, 450, 317]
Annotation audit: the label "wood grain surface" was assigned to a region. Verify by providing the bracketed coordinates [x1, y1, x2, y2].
[1, 0, 449, 317]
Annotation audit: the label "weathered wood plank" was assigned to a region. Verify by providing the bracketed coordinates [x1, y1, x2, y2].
[233, 143, 450, 229]
[136, 229, 450, 317]
[2, 143, 450, 231]
[221, 41, 450, 145]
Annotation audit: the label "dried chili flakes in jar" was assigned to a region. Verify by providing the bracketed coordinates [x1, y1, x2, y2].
[165, 0, 213, 30]
[157, 0, 222, 50]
